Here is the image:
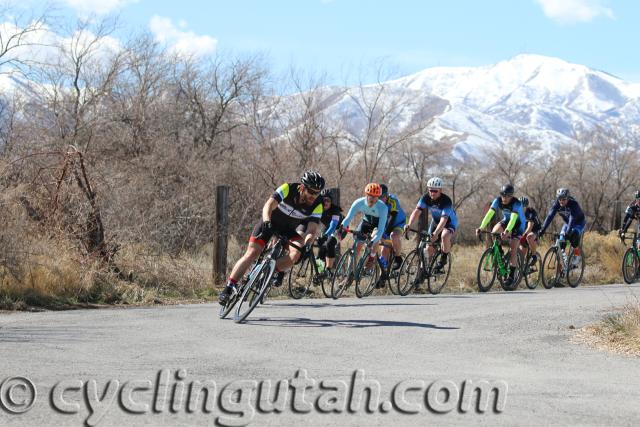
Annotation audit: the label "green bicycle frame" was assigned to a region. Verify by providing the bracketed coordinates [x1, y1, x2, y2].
[492, 239, 509, 277]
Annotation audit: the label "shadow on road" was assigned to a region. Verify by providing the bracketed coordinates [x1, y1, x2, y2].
[244, 316, 459, 329]
[272, 301, 435, 309]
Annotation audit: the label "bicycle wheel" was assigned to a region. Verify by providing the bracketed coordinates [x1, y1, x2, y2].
[355, 256, 379, 298]
[523, 251, 542, 290]
[622, 248, 640, 284]
[234, 261, 273, 323]
[499, 251, 523, 291]
[477, 247, 497, 292]
[288, 255, 312, 299]
[428, 252, 452, 295]
[397, 250, 420, 296]
[331, 250, 354, 299]
[566, 248, 585, 288]
[541, 247, 561, 289]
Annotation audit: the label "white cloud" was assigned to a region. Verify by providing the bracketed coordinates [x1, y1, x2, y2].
[535, 0, 614, 24]
[64, 0, 138, 17]
[149, 16, 217, 57]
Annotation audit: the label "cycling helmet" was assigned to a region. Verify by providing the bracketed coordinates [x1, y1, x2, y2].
[364, 183, 382, 197]
[500, 184, 515, 196]
[519, 196, 529, 207]
[380, 184, 389, 197]
[427, 177, 444, 189]
[320, 188, 332, 201]
[556, 188, 570, 199]
[300, 171, 325, 192]
[635, 190, 640, 200]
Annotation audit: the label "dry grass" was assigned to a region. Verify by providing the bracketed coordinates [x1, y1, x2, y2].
[576, 302, 640, 357]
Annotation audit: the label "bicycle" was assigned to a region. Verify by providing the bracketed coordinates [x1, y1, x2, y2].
[397, 228, 452, 295]
[476, 231, 523, 292]
[519, 238, 542, 290]
[541, 232, 585, 289]
[287, 242, 332, 299]
[620, 231, 640, 284]
[230, 234, 303, 323]
[330, 229, 380, 299]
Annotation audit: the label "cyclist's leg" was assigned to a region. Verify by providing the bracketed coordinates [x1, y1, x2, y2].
[426, 220, 437, 258]
[325, 236, 338, 269]
[559, 223, 570, 251]
[390, 215, 405, 267]
[440, 228, 454, 265]
[229, 222, 270, 282]
[568, 224, 585, 261]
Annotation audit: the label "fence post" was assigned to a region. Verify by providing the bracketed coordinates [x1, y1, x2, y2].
[612, 200, 622, 231]
[213, 185, 230, 285]
[329, 187, 340, 207]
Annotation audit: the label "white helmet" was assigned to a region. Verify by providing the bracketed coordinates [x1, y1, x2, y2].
[427, 177, 444, 189]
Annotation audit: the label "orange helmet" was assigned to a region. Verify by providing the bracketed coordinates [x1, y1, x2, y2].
[364, 183, 382, 197]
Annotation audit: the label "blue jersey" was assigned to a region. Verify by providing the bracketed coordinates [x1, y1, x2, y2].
[341, 197, 388, 243]
[490, 197, 526, 234]
[540, 197, 586, 234]
[416, 193, 458, 230]
[385, 194, 406, 226]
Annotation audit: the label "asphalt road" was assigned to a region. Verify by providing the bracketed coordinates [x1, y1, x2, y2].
[1, 284, 640, 426]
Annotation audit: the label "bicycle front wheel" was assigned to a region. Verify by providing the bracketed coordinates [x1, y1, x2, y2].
[541, 247, 561, 289]
[331, 250, 353, 299]
[622, 247, 640, 284]
[567, 249, 585, 288]
[524, 251, 542, 290]
[477, 248, 497, 292]
[235, 261, 273, 323]
[397, 250, 420, 296]
[355, 256, 379, 298]
[428, 252, 452, 295]
[288, 255, 312, 299]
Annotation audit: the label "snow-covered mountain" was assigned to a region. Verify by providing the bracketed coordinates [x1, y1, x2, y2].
[316, 54, 640, 157]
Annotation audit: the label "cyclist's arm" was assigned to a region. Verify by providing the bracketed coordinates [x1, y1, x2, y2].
[304, 221, 319, 246]
[479, 208, 496, 230]
[524, 220, 534, 235]
[621, 206, 634, 232]
[262, 197, 279, 222]
[505, 212, 518, 233]
[324, 216, 340, 237]
[341, 199, 360, 229]
[433, 215, 448, 237]
[373, 205, 388, 243]
[406, 208, 423, 231]
[539, 203, 558, 235]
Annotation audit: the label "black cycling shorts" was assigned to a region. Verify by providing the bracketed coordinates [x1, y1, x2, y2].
[249, 220, 303, 249]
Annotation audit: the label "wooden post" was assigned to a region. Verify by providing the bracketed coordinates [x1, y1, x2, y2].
[213, 185, 230, 285]
[329, 187, 340, 207]
[612, 200, 622, 231]
[417, 205, 428, 241]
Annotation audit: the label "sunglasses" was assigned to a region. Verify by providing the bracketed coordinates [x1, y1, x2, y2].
[428, 189, 439, 193]
[305, 187, 320, 196]
[558, 197, 568, 202]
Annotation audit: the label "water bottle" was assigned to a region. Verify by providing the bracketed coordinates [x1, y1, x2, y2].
[316, 259, 325, 273]
[379, 255, 389, 269]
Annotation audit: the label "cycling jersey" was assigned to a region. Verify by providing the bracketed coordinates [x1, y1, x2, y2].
[621, 201, 640, 233]
[480, 197, 526, 236]
[416, 193, 458, 230]
[540, 197, 586, 235]
[341, 197, 388, 243]
[525, 207, 542, 233]
[272, 183, 323, 229]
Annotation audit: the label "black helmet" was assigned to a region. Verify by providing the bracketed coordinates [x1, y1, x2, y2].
[380, 184, 389, 197]
[500, 184, 514, 196]
[635, 190, 640, 200]
[320, 188, 332, 201]
[300, 171, 325, 192]
[519, 196, 529, 207]
[556, 188, 570, 199]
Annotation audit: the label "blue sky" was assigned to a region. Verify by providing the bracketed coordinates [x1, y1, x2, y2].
[45, 0, 640, 83]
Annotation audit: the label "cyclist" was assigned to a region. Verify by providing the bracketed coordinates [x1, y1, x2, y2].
[618, 190, 640, 240]
[337, 183, 388, 276]
[404, 177, 458, 273]
[380, 184, 406, 270]
[316, 189, 344, 276]
[538, 188, 586, 268]
[218, 171, 325, 305]
[519, 196, 542, 265]
[475, 184, 526, 288]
